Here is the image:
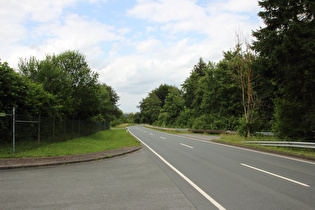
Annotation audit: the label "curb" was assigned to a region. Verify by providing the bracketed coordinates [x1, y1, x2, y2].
[0, 146, 142, 170]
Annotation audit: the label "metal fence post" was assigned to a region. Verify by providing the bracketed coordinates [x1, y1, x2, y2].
[37, 112, 41, 147]
[12, 107, 15, 154]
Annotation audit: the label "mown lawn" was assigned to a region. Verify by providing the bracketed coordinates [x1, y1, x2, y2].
[0, 129, 140, 158]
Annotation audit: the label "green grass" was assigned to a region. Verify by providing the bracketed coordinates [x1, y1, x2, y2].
[0, 129, 140, 158]
[113, 123, 138, 128]
[214, 134, 315, 159]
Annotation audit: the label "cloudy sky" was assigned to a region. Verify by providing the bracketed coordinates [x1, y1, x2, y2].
[0, 0, 263, 113]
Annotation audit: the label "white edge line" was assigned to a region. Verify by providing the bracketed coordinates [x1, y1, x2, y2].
[128, 128, 226, 210]
[241, 163, 310, 187]
[180, 143, 194, 149]
[152, 130, 315, 165]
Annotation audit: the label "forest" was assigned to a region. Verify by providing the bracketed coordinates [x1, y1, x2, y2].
[133, 0, 314, 140]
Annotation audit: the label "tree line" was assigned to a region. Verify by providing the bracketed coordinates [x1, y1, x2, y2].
[133, 0, 314, 140]
[1, 50, 122, 124]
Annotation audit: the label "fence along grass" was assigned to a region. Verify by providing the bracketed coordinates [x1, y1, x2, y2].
[0, 114, 110, 155]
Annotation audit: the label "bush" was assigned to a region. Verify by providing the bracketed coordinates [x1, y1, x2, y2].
[272, 98, 310, 139]
[237, 117, 248, 137]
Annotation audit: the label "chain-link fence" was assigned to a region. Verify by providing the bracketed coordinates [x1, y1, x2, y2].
[0, 111, 110, 154]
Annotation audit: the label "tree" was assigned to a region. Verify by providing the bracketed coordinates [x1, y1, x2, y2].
[19, 51, 100, 119]
[228, 40, 258, 136]
[199, 59, 242, 130]
[152, 84, 176, 108]
[138, 92, 161, 124]
[182, 57, 207, 110]
[95, 83, 121, 122]
[252, 0, 315, 138]
[158, 87, 184, 126]
[1, 60, 54, 115]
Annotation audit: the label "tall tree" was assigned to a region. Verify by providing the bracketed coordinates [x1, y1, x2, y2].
[138, 92, 161, 124]
[1, 60, 54, 115]
[19, 51, 100, 119]
[152, 84, 176, 108]
[252, 0, 315, 138]
[228, 40, 258, 136]
[182, 57, 207, 110]
[158, 87, 184, 126]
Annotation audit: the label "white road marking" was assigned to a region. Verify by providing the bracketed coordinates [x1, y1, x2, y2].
[160, 137, 166, 139]
[241, 163, 310, 187]
[150, 133, 153, 135]
[173, 133, 315, 165]
[128, 129, 226, 210]
[180, 143, 193, 149]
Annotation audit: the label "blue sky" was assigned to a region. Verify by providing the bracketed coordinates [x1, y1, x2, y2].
[0, 0, 263, 113]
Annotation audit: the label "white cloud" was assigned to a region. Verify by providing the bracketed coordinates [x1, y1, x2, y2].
[0, 0, 263, 112]
[0, 1, 123, 68]
[136, 39, 161, 53]
[128, 0, 204, 23]
[50, 14, 122, 53]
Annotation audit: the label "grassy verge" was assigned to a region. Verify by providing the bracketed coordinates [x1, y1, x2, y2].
[146, 126, 315, 160]
[113, 123, 138, 128]
[0, 129, 140, 158]
[216, 134, 315, 160]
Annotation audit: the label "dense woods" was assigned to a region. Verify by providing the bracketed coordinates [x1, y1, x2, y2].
[135, 0, 315, 140]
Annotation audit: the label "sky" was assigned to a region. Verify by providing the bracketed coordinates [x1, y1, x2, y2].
[0, 0, 263, 113]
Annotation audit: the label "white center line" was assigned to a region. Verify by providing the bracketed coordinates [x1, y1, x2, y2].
[241, 163, 310, 187]
[180, 143, 193, 149]
[150, 133, 153, 135]
[160, 136, 166, 139]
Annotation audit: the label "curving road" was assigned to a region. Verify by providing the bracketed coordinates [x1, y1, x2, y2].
[128, 125, 315, 210]
[1, 125, 314, 209]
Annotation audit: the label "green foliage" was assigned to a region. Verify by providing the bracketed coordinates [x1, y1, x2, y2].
[0, 129, 140, 158]
[192, 116, 208, 129]
[237, 117, 249, 137]
[159, 87, 184, 126]
[253, 0, 315, 139]
[138, 55, 245, 131]
[138, 92, 161, 124]
[273, 98, 312, 139]
[0, 61, 55, 115]
[175, 108, 194, 128]
[16, 50, 122, 122]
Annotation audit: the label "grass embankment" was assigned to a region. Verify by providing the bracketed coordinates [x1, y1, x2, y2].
[147, 127, 315, 160]
[217, 134, 315, 160]
[0, 129, 140, 158]
[113, 123, 138, 128]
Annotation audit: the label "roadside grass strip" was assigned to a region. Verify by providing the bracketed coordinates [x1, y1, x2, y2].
[0, 129, 140, 158]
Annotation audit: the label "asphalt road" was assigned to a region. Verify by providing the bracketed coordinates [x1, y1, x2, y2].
[128, 125, 315, 210]
[0, 148, 195, 209]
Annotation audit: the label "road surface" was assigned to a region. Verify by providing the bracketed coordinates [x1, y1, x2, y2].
[128, 125, 315, 210]
[0, 147, 195, 209]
